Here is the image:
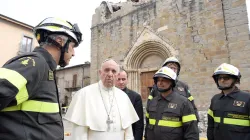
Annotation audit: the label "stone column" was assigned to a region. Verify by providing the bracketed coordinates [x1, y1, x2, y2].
[127, 70, 140, 93]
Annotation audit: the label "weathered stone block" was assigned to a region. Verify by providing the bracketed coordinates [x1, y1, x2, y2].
[232, 0, 246, 8]
[90, 0, 249, 112]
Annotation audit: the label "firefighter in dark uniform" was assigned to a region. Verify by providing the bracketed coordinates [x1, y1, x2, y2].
[145, 67, 199, 140]
[207, 63, 250, 140]
[148, 57, 200, 121]
[0, 17, 82, 140]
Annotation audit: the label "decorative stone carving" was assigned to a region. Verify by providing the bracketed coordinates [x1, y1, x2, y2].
[123, 27, 178, 92]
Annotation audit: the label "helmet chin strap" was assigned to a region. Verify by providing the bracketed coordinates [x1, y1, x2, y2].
[157, 84, 173, 93]
[157, 87, 172, 92]
[46, 37, 71, 67]
[216, 80, 237, 90]
[59, 40, 71, 67]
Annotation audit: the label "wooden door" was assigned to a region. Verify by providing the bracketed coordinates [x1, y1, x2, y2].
[140, 71, 156, 102]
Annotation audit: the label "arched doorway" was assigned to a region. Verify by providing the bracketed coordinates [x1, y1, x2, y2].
[139, 54, 163, 102]
[123, 27, 177, 104]
[124, 41, 176, 100]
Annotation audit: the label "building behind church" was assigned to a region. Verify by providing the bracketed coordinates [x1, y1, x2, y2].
[0, 14, 39, 66]
[56, 62, 90, 107]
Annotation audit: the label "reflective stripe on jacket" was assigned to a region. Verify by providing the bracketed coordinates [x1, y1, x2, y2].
[0, 47, 63, 140]
[207, 88, 250, 140]
[145, 92, 199, 140]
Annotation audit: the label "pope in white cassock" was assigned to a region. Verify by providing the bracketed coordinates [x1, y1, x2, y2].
[65, 59, 139, 140]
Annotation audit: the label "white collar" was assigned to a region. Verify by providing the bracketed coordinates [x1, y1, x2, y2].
[99, 80, 114, 91]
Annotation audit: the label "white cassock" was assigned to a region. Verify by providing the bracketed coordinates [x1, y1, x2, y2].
[64, 81, 139, 140]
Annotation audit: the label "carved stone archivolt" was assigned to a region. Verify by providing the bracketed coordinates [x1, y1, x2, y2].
[123, 27, 178, 92]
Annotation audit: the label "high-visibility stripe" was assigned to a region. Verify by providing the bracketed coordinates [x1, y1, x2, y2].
[47, 26, 61, 30]
[224, 118, 250, 126]
[0, 68, 28, 105]
[148, 95, 153, 100]
[188, 96, 194, 101]
[207, 109, 249, 126]
[208, 109, 213, 117]
[149, 119, 156, 125]
[54, 18, 73, 28]
[208, 109, 221, 123]
[158, 120, 182, 127]
[2, 100, 59, 113]
[149, 118, 182, 127]
[214, 117, 220, 123]
[146, 112, 149, 118]
[182, 114, 197, 123]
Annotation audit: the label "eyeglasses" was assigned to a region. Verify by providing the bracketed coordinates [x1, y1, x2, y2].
[218, 76, 231, 81]
[169, 67, 178, 71]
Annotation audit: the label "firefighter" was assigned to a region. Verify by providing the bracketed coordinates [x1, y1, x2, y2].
[0, 17, 82, 140]
[207, 63, 250, 140]
[148, 56, 200, 121]
[145, 67, 199, 140]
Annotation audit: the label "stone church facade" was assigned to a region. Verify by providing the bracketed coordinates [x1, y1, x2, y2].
[90, 0, 250, 110]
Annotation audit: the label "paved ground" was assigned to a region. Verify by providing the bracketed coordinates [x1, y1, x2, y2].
[63, 115, 207, 140]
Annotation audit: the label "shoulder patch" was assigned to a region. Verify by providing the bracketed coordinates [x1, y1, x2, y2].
[19, 57, 36, 66]
[177, 87, 184, 91]
[48, 70, 54, 81]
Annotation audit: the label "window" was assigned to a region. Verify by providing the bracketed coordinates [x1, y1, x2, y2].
[20, 36, 33, 53]
[73, 74, 77, 87]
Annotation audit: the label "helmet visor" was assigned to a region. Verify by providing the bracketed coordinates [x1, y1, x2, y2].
[72, 24, 82, 45]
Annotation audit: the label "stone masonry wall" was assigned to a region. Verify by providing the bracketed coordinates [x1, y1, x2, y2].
[91, 0, 249, 136]
[91, 0, 249, 110]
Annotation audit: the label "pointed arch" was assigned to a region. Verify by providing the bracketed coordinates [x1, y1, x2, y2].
[123, 27, 177, 93]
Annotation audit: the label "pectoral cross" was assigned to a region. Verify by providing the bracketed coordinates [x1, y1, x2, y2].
[106, 116, 113, 131]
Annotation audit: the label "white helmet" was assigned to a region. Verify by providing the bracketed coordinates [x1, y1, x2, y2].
[213, 63, 241, 79]
[33, 17, 82, 47]
[162, 57, 181, 75]
[212, 63, 241, 90]
[153, 67, 177, 87]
